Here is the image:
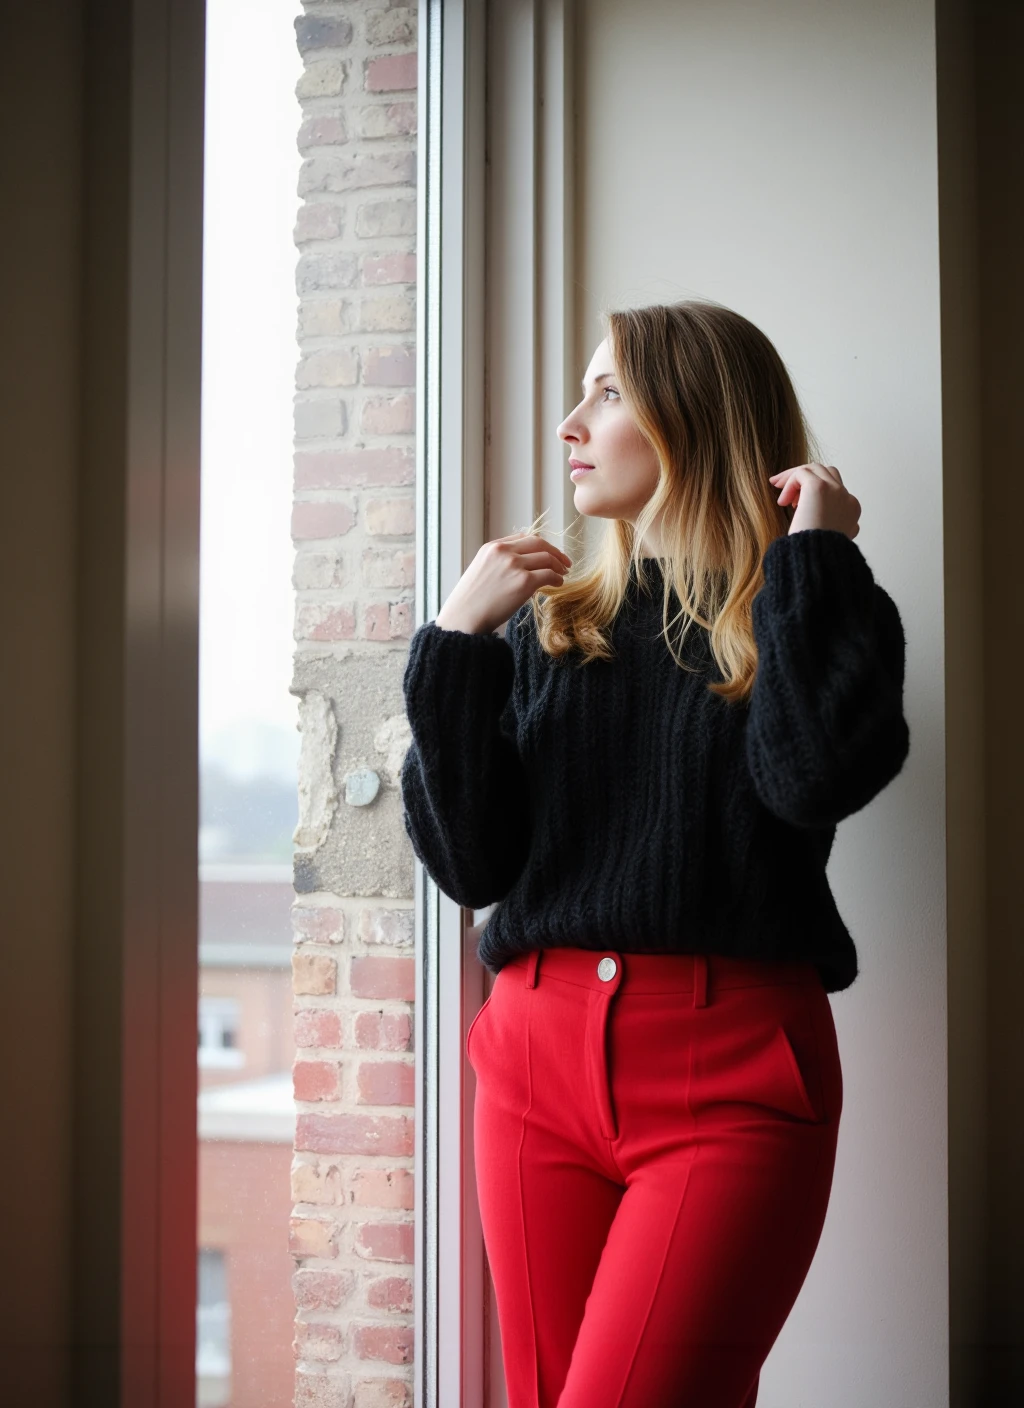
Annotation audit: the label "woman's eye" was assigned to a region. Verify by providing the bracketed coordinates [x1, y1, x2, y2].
[602, 387, 620, 401]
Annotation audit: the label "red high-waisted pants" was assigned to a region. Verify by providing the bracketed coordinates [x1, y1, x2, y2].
[466, 946, 843, 1408]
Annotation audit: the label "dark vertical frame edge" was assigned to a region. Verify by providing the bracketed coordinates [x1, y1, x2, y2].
[73, 0, 205, 1403]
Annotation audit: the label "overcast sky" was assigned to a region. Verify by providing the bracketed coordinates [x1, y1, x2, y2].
[200, 0, 305, 782]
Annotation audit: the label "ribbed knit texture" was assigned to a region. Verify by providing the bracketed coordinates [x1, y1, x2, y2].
[399, 528, 910, 993]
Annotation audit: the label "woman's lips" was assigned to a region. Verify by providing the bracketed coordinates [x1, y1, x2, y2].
[569, 461, 595, 477]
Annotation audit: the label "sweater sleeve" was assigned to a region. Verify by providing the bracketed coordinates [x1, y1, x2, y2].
[745, 528, 910, 829]
[399, 610, 532, 908]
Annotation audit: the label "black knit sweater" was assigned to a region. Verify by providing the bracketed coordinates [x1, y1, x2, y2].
[399, 528, 910, 993]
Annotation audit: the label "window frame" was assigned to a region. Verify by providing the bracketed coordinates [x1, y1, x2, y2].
[74, 1, 205, 1404]
[412, 3, 490, 1403]
[414, 2, 577, 1403]
[85, 1, 574, 1402]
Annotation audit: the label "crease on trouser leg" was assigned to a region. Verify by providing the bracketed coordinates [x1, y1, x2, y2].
[609, 1030, 700, 1408]
[514, 988, 540, 1407]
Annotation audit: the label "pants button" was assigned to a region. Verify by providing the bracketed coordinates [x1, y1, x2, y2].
[597, 956, 617, 981]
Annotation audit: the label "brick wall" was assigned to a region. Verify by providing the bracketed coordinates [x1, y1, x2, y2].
[289, 5, 418, 1406]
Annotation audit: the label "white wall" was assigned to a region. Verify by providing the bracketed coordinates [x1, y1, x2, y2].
[574, 1, 947, 1402]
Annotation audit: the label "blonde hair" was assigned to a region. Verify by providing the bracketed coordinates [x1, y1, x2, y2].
[515, 298, 821, 705]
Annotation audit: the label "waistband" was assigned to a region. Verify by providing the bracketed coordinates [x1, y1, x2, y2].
[500, 946, 821, 1007]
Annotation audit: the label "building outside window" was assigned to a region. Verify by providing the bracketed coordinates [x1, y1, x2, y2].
[197, 1247, 232, 1408]
[198, 997, 244, 1070]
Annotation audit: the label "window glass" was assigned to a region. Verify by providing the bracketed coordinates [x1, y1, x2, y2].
[197, 1248, 232, 1408]
[198, 2, 303, 1403]
[198, 997, 244, 1069]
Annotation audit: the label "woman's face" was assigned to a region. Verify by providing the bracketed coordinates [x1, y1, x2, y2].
[557, 338, 663, 546]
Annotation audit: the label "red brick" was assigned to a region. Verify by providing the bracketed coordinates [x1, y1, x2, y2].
[293, 905, 347, 945]
[355, 1221, 415, 1265]
[295, 16, 353, 54]
[295, 203, 345, 244]
[352, 1168, 414, 1211]
[299, 151, 416, 198]
[350, 955, 415, 1001]
[363, 492, 414, 540]
[356, 1059, 414, 1107]
[383, 1011, 412, 1049]
[364, 603, 391, 641]
[360, 396, 415, 437]
[352, 1382, 412, 1408]
[366, 11, 416, 47]
[296, 255, 359, 295]
[357, 102, 417, 139]
[295, 603, 358, 642]
[355, 294, 415, 333]
[299, 298, 349, 338]
[289, 1217, 338, 1259]
[366, 1276, 414, 1313]
[293, 549, 346, 591]
[356, 908, 414, 948]
[293, 1319, 346, 1364]
[296, 1113, 414, 1157]
[287, 34, 427, 1395]
[294, 1059, 343, 1102]
[298, 114, 348, 150]
[297, 60, 347, 102]
[353, 1010, 413, 1052]
[291, 1158, 346, 1206]
[295, 398, 346, 440]
[295, 446, 413, 489]
[352, 1324, 414, 1365]
[355, 199, 417, 240]
[363, 345, 415, 387]
[295, 1008, 343, 1049]
[293, 952, 338, 996]
[296, 347, 360, 388]
[291, 500, 356, 540]
[362, 598, 414, 641]
[362, 548, 415, 589]
[389, 601, 412, 638]
[361, 253, 416, 285]
[365, 54, 418, 93]
[293, 1268, 356, 1312]
[295, 1369, 351, 1408]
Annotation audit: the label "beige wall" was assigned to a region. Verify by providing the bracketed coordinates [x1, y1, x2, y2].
[574, 0, 948, 1401]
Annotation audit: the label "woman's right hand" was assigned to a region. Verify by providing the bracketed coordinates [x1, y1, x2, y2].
[434, 531, 573, 635]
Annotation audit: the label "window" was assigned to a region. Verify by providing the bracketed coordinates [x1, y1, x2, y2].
[198, 996, 244, 1069]
[197, 5, 304, 1404]
[196, 1247, 232, 1407]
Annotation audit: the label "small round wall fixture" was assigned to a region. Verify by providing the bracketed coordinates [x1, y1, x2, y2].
[344, 768, 381, 806]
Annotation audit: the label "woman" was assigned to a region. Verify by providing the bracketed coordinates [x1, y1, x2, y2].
[399, 299, 910, 1408]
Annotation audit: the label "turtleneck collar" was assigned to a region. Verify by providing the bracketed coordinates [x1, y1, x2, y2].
[628, 555, 668, 585]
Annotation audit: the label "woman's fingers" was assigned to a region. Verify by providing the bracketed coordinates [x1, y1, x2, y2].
[769, 462, 844, 485]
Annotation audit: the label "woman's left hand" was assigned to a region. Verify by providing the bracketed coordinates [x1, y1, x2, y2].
[769, 463, 861, 539]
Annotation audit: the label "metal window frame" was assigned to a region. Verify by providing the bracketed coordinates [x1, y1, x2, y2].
[413, 5, 488, 1404]
[414, 3, 576, 1403]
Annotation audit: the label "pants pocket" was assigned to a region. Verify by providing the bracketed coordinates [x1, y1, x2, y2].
[465, 991, 495, 1066]
[773, 1022, 826, 1124]
[695, 991, 829, 1127]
